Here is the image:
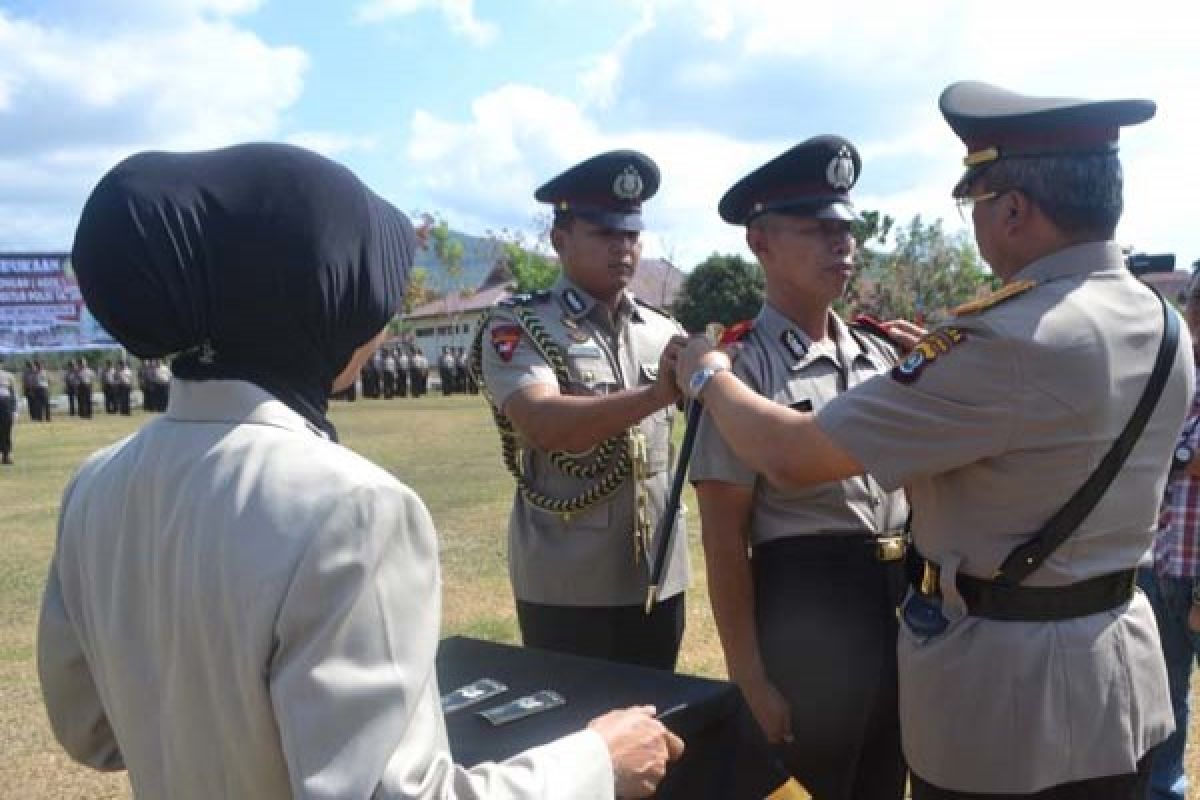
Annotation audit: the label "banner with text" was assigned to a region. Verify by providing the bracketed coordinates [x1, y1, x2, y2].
[0, 253, 118, 353]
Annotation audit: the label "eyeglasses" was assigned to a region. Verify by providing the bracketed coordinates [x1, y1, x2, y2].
[955, 190, 998, 223]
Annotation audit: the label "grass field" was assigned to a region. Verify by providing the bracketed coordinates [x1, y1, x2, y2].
[1, 396, 1196, 798]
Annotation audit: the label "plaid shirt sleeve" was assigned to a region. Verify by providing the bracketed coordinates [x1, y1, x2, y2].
[1154, 392, 1200, 577]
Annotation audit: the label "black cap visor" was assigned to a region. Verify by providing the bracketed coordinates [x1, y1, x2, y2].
[573, 207, 645, 232]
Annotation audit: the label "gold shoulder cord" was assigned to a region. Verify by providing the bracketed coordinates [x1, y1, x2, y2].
[470, 304, 640, 527]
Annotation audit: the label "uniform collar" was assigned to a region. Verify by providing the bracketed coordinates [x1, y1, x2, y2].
[1014, 240, 1125, 285]
[756, 303, 869, 370]
[165, 379, 329, 439]
[554, 274, 642, 323]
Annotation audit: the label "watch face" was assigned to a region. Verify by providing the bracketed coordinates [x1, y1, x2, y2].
[688, 367, 712, 397]
[1177, 446, 1194, 464]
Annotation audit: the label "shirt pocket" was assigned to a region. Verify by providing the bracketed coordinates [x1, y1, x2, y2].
[637, 362, 671, 474]
[565, 355, 617, 395]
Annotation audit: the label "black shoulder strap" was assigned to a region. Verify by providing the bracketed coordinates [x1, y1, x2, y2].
[995, 290, 1180, 586]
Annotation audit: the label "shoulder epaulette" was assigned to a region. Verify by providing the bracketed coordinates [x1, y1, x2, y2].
[952, 279, 1036, 317]
[851, 314, 901, 348]
[718, 319, 755, 345]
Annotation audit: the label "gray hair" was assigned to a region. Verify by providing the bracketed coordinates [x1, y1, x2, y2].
[982, 152, 1124, 239]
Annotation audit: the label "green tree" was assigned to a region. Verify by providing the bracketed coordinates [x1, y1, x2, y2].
[402, 266, 434, 313]
[854, 215, 994, 323]
[672, 254, 764, 333]
[486, 227, 560, 293]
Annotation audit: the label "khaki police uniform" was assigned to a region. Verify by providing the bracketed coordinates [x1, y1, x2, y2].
[38, 379, 616, 799]
[0, 366, 15, 463]
[479, 275, 690, 664]
[691, 304, 908, 798]
[816, 241, 1190, 793]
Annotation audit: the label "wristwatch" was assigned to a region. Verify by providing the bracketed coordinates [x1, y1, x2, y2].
[687, 364, 729, 400]
[1174, 443, 1194, 473]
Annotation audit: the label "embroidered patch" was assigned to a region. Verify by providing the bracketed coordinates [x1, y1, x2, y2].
[891, 327, 967, 384]
[490, 324, 523, 362]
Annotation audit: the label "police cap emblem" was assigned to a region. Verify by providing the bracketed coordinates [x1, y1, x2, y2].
[613, 165, 644, 200]
[826, 146, 856, 191]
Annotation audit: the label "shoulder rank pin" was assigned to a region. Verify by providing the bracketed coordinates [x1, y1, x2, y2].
[952, 279, 1036, 317]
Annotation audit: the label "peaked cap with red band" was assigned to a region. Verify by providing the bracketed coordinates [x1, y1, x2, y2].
[940, 81, 1156, 196]
[719, 134, 862, 226]
[535, 149, 660, 232]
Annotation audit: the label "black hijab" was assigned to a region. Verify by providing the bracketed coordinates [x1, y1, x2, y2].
[71, 143, 415, 440]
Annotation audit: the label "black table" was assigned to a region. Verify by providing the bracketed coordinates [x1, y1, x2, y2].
[436, 636, 798, 799]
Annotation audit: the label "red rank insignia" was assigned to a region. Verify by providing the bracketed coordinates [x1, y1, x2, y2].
[490, 324, 522, 362]
[719, 319, 755, 345]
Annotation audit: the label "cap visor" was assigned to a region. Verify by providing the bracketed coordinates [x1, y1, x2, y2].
[576, 209, 644, 232]
[814, 202, 861, 222]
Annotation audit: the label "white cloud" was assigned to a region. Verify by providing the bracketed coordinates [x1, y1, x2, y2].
[286, 131, 380, 157]
[354, 0, 497, 46]
[0, 7, 307, 249]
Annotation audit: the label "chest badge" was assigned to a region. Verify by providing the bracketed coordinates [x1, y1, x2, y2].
[891, 327, 967, 384]
[561, 316, 590, 342]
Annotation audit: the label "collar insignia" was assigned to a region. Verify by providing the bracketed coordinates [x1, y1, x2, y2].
[562, 288, 587, 316]
[782, 329, 808, 362]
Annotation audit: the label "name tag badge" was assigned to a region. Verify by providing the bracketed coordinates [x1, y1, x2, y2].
[789, 399, 813, 412]
[567, 344, 603, 358]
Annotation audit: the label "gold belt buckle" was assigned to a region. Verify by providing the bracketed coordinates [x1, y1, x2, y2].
[875, 535, 906, 562]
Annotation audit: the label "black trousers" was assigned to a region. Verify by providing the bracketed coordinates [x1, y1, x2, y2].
[77, 385, 93, 418]
[516, 593, 686, 671]
[0, 395, 12, 455]
[32, 387, 50, 420]
[752, 537, 907, 800]
[117, 385, 131, 415]
[910, 748, 1153, 799]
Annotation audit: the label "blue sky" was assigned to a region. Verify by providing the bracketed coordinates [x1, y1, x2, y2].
[1, 0, 1196, 272]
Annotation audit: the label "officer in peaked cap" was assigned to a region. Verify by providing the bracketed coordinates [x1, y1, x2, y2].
[671, 82, 1190, 799]
[475, 149, 691, 670]
[691, 135, 910, 800]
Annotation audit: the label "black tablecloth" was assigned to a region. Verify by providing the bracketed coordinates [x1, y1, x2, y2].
[436, 636, 794, 799]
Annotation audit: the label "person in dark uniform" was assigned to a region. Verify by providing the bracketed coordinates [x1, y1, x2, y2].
[102, 359, 117, 414]
[116, 359, 133, 415]
[672, 82, 1188, 799]
[396, 346, 410, 397]
[65, 361, 79, 416]
[476, 150, 690, 669]
[438, 346, 455, 396]
[382, 348, 397, 398]
[690, 136, 910, 800]
[0, 357, 16, 464]
[411, 348, 429, 396]
[32, 360, 51, 421]
[77, 359, 95, 419]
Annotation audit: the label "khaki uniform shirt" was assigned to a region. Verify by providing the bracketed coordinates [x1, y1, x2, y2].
[38, 380, 615, 799]
[691, 305, 908, 543]
[817, 242, 1191, 793]
[480, 275, 690, 606]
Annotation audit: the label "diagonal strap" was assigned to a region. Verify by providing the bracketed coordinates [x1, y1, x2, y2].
[995, 290, 1180, 586]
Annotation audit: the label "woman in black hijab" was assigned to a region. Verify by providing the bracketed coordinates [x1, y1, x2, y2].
[37, 143, 679, 799]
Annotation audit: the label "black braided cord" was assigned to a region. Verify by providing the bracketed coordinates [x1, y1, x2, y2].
[470, 304, 632, 516]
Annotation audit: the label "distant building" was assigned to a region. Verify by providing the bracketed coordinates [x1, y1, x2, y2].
[401, 257, 686, 360]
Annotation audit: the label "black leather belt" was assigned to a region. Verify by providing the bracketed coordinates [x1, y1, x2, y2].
[916, 560, 1136, 622]
[755, 532, 907, 563]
